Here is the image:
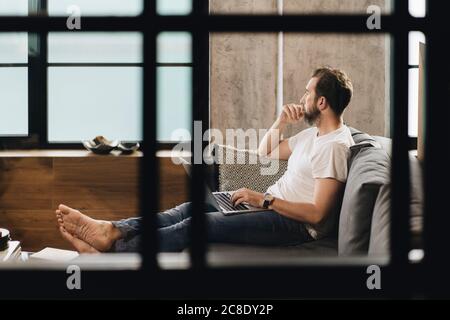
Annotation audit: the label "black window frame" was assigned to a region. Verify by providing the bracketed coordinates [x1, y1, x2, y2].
[1, 0, 449, 299]
[0, 0, 195, 150]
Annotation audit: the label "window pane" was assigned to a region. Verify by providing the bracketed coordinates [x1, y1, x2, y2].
[0, 68, 28, 136]
[157, 67, 192, 141]
[409, 68, 419, 137]
[48, 0, 143, 16]
[157, 0, 192, 15]
[409, 0, 426, 17]
[0, 0, 28, 16]
[157, 32, 192, 63]
[0, 33, 28, 63]
[48, 67, 142, 142]
[409, 31, 425, 66]
[48, 33, 143, 63]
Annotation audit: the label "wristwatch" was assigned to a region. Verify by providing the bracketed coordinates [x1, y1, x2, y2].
[262, 193, 275, 209]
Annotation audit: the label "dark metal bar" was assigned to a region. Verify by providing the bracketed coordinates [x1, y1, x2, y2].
[45, 63, 188, 67]
[408, 137, 418, 150]
[47, 63, 143, 67]
[44, 63, 192, 67]
[0, 63, 28, 67]
[0, 15, 426, 33]
[189, 0, 209, 269]
[389, 0, 411, 296]
[0, 263, 422, 299]
[0, 0, 436, 299]
[27, 0, 48, 146]
[40, 0, 49, 148]
[423, 1, 450, 298]
[141, 0, 158, 270]
[156, 63, 193, 67]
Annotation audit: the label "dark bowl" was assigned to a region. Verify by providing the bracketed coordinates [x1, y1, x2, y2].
[117, 142, 140, 154]
[82, 139, 119, 155]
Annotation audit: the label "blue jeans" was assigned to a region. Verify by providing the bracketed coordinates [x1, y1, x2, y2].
[112, 202, 313, 252]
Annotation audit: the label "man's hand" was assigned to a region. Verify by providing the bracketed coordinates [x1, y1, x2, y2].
[279, 103, 304, 124]
[231, 188, 264, 208]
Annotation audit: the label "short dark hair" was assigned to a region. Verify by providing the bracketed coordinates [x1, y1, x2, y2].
[312, 67, 353, 116]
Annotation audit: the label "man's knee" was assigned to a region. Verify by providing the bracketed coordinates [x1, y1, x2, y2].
[176, 202, 216, 214]
[173, 202, 192, 213]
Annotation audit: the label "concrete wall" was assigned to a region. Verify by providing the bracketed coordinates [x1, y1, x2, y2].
[283, 0, 390, 14]
[210, 0, 390, 138]
[283, 33, 389, 137]
[283, 0, 389, 137]
[210, 0, 278, 135]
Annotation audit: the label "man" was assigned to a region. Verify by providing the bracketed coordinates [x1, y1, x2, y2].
[56, 66, 355, 253]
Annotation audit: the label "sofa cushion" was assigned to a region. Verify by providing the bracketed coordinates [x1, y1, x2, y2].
[368, 153, 424, 256]
[409, 153, 424, 239]
[368, 183, 391, 256]
[338, 144, 391, 256]
[214, 144, 287, 193]
[208, 237, 337, 258]
[373, 136, 392, 157]
[349, 127, 380, 147]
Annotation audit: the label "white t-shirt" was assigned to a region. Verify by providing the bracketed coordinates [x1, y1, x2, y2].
[266, 125, 355, 239]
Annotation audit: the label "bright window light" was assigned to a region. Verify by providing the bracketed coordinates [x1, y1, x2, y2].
[408, 68, 419, 137]
[48, 0, 143, 16]
[48, 67, 143, 142]
[157, 0, 192, 15]
[409, 31, 425, 66]
[409, 0, 426, 17]
[0, 0, 28, 16]
[48, 32, 143, 63]
[0, 68, 28, 136]
[157, 32, 192, 63]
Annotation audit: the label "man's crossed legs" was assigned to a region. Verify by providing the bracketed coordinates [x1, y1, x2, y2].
[56, 202, 313, 253]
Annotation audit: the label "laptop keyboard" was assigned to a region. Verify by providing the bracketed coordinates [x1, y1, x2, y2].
[214, 192, 248, 211]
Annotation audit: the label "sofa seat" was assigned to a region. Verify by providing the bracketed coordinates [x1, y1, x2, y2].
[208, 237, 337, 257]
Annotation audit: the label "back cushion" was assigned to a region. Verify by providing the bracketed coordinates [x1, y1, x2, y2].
[338, 140, 391, 256]
[349, 127, 379, 147]
[367, 183, 391, 256]
[368, 153, 424, 256]
[215, 144, 288, 193]
[409, 154, 424, 238]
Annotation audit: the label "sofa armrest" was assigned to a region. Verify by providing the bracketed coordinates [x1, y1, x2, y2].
[214, 144, 288, 193]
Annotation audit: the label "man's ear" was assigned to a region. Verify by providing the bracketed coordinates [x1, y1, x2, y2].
[318, 97, 327, 111]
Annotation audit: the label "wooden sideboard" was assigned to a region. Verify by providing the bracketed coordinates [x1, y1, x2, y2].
[0, 150, 189, 252]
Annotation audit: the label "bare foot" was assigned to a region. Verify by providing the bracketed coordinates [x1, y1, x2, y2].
[59, 226, 99, 254]
[56, 204, 122, 252]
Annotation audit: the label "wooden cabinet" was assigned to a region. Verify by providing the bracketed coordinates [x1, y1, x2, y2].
[0, 150, 188, 252]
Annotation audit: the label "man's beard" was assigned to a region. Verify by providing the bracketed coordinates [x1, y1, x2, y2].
[303, 103, 321, 126]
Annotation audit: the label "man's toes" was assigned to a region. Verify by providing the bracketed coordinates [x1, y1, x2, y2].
[58, 204, 76, 215]
[55, 210, 64, 226]
[60, 220, 78, 234]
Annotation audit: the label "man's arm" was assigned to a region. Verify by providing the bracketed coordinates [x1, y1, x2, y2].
[268, 178, 345, 225]
[258, 104, 303, 160]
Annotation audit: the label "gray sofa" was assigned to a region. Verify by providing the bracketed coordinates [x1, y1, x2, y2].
[207, 127, 423, 257]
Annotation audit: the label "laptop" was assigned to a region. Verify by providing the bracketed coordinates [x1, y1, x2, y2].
[179, 157, 270, 216]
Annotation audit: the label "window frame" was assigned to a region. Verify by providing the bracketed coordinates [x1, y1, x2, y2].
[0, 0, 196, 150]
[0, 0, 446, 299]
